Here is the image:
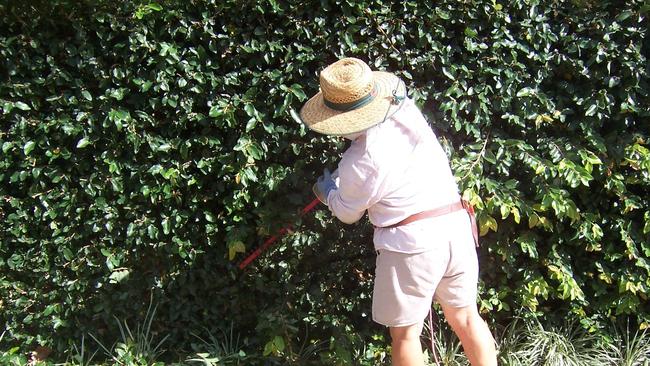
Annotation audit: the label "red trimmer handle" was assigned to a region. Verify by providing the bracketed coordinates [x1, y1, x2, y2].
[238, 197, 321, 270]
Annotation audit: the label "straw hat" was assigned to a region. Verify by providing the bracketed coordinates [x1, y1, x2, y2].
[299, 57, 406, 136]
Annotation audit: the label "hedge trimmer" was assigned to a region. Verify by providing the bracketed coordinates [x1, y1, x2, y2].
[238, 166, 337, 270]
[237, 197, 321, 270]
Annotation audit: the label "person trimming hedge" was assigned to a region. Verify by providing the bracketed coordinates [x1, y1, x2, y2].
[299, 57, 497, 366]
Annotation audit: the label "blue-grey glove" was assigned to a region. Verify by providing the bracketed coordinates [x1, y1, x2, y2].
[313, 168, 337, 204]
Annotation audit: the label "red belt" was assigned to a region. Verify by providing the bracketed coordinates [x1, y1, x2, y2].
[381, 200, 479, 247]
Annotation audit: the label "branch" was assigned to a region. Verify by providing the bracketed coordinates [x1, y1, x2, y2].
[365, 9, 401, 55]
[461, 132, 490, 181]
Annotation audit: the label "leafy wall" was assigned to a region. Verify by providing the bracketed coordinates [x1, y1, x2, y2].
[1, 0, 648, 362]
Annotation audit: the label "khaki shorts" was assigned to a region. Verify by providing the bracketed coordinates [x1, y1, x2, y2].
[372, 213, 479, 327]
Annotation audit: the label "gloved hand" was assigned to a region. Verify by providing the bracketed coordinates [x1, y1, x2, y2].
[313, 168, 337, 205]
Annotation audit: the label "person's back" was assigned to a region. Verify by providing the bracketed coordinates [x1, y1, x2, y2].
[362, 98, 460, 224]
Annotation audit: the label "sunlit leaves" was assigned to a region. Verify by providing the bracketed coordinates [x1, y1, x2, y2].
[22, 141, 35, 155]
[446, 0, 649, 331]
[133, 2, 162, 19]
[15, 101, 31, 110]
[1, 0, 648, 358]
[279, 84, 307, 102]
[76, 137, 91, 148]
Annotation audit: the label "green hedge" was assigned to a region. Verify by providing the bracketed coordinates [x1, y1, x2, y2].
[1, 0, 648, 362]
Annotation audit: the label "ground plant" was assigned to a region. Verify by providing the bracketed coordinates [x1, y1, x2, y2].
[1, 0, 648, 363]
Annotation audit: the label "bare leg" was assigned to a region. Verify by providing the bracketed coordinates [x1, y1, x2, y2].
[389, 322, 425, 366]
[441, 304, 497, 366]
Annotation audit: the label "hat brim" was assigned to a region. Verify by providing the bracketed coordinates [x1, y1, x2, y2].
[299, 72, 406, 136]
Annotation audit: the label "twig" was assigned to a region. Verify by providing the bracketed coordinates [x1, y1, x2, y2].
[280, 313, 295, 365]
[364, 9, 400, 55]
[461, 132, 490, 181]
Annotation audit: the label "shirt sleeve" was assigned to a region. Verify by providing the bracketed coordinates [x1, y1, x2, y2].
[326, 147, 381, 224]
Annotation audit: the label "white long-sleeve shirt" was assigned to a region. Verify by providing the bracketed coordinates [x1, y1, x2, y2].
[326, 98, 462, 253]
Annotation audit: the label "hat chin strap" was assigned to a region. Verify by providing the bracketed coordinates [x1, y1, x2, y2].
[378, 78, 407, 125]
[323, 84, 378, 111]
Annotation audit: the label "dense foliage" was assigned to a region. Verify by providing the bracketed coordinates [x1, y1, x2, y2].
[1, 0, 648, 363]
